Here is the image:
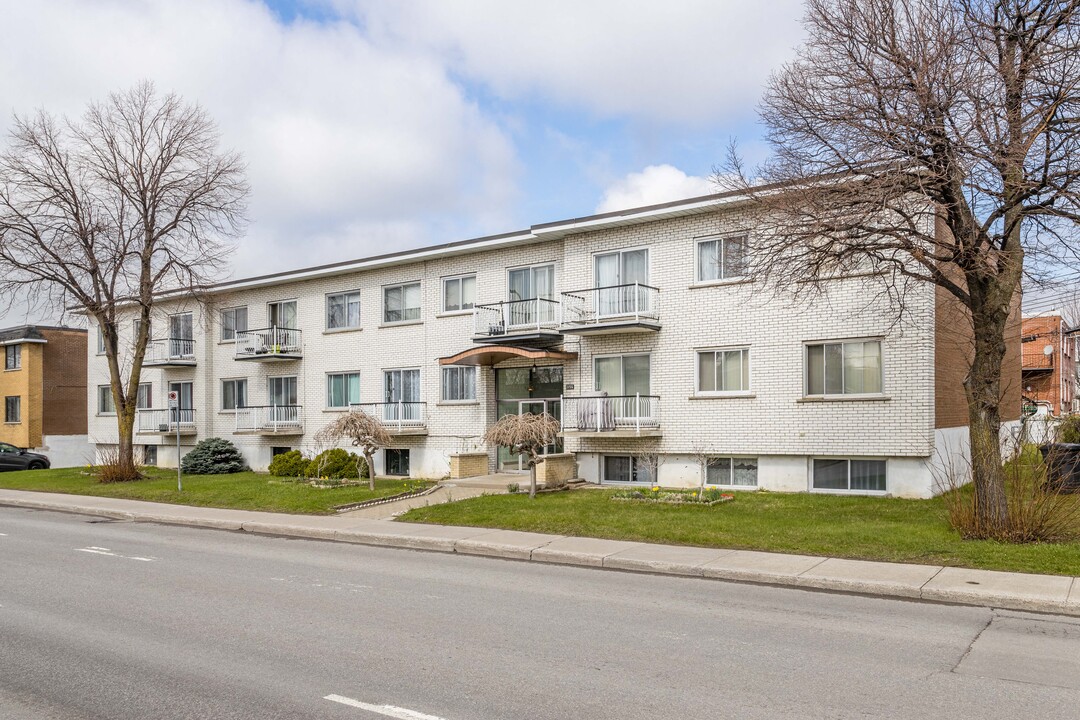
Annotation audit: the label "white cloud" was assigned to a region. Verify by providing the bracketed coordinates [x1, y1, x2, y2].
[596, 164, 714, 214]
[345, 0, 805, 125]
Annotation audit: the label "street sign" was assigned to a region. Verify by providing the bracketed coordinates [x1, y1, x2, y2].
[168, 390, 178, 409]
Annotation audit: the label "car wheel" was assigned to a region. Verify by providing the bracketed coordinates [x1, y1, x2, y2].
[27, 461, 45, 470]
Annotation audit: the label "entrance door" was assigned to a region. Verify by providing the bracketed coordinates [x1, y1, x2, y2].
[496, 398, 563, 472]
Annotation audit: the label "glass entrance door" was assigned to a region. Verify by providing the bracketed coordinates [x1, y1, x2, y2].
[494, 365, 563, 472]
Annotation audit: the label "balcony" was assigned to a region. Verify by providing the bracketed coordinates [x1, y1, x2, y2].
[349, 402, 427, 435]
[560, 284, 661, 335]
[560, 394, 662, 438]
[135, 408, 197, 435]
[234, 327, 302, 361]
[234, 405, 304, 435]
[142, 338, 196, 367]
[472, 298, 562, 347]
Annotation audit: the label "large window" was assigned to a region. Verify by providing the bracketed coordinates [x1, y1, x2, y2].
[806, 340, 882, 396]
[221, 307, 248, 341]
[4, 396, 20, 423]
[5, 344, 20, 371]
[268, 376, 298, 406]
[442, 274, 476, 313]
[813, 458, 887, 493]
[383, 282, 421, 324]
[268, 300, 298, 329]
[441, 366, 476, 401]
[603, 455, 652, 484]
[594, 354, 650, 396]
[327, 372, 360, 408]
[98, 385, 115, 414]
[222, 379, 248, 410]
[136, 383, 152, 410]
[706, 457, 758, 487]
[697, 234, 748, 282]
[326, 291, 361, 330]
[697, 348, 750, 394]
[595, 249, 650, 316]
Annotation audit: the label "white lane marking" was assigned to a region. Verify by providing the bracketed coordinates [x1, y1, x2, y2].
[75, 547, 156, 562]
[0, 532, 8, 536]
[324, 694, 446, 719]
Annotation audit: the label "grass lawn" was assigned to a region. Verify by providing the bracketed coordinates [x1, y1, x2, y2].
[0, 467, 431, 515]
[399, 488, 1080, 576]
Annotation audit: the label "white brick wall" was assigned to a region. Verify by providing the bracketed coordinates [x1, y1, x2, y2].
[87, 203, 943, 496]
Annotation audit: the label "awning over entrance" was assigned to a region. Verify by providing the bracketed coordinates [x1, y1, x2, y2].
[438, 345, 577, 367]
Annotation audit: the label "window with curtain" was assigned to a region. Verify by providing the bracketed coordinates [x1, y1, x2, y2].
[441, 366, 476, 401]
[268, 300, 298, 329]
[705, 457, 758, 486]
[220, 307, 248, 340]
[594, 354, 650, 396]
[812, 458, 886, 492]
[697, 234, 748, 282]
[327, 372, 360, 408]
[136, 383, 152, 410]
[697, 348, 750, 393]
[383, 283, 421, 323]
[222, 379, 248, 410]
[97, 327, 106, 354]
[507, 265, 555, 325]
[806, 340, 882, 396]
[595, 249, 649, 316]
[326, 291, 361, 330]
[4, 396, 20, 423]
[5, 344, 20, 370]
[442, 274, 476, 313]
[268, 376, 298, 406]
[602, 455, 652, 483]
[98, 385, 115, 414]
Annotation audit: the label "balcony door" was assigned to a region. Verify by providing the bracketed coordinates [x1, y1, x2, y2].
[595, 354, 650, 396]
[595, 249, 649, 317]
[169, 313, 193, 358]
[168, 381, 194, 424]
[268, 300, 297, 329]
[268, 376, 297, 406]
[384, 369, 420, 422]
[507, 264, 555, 327]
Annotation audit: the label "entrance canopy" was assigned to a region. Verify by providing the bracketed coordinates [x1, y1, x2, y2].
[438, 345, 577, 367]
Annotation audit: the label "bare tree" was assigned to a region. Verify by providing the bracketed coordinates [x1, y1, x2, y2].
[722, 0, 1080, 537]
[315, 410, 393, 490]
[0, 81, 247, 478]
[484, 413, 561, 498]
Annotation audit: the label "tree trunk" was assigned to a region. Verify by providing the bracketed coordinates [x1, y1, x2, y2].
[115, 404, 139, 478]
[963, 299, 1011, 537]
[364, 450, 375, 491]
[529, 459, 537, 499]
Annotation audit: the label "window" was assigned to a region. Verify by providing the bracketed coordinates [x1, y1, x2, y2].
[383, 283, 421, 323]
[595, 249, 649, 316]
[594, 354, 650, 396]
[697, 234, 748, 282]
[271, 446, 292, 457]
[4, 396, 20, 423]
[385, 448, 410, 476]
[4, 344, 20, 370]
[222, 379, 248, 410]
[441, 366, 476, 401]
[221, 307, 248, 341]
[603, 455, 652, 484]
[268, 300, 298, 329]
[98, 385, 115, 414]
[97, 326, 106, 354]
[705, 457, 758, 487]
[806, 340, 882, 396]
[442, 274, 476, 313]
[268, 376, 298, 406]
[136, 383, 152, 410]
[697, 348, 750, 394]
[326, 291, 361, 330]
[133, 318, 149, 342]
[142, 445, 157, 466]
[327, 372, 360, 408]
[813, 458, 887, 493]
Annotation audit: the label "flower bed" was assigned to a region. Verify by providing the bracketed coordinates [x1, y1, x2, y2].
[612, 486, 734, 506]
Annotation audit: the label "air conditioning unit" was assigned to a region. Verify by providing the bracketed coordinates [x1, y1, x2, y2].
[158, 423, 170, 432]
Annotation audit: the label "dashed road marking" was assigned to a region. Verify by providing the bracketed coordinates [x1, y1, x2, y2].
[75, 546, 156, 562]
[324, 694, 446, 719]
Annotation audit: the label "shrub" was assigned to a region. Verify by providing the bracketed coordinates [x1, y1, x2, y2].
[507, 482, 520, 494]
[268, 450, 310, 478]
[180, 438, 248, 475]
[305, 448, 368, 479]
[1058, 414, 1080, 444]
[94, 445, 142, 483]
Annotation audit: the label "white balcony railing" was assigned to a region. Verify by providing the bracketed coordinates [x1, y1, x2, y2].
[561, 394, 661, 434]
[473, 298, 560, 338]
[234, 405, 303, 433]
[136, 408, 196, 433]
[234, 327, 302, 359]
[143, 337, 196, 365]
[561, 284, 660, 327]
[349, 402, 426, 431]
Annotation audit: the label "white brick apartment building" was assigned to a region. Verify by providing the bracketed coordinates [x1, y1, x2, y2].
[86, 191, 1017, 498]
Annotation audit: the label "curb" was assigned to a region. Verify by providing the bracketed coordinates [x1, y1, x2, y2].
[3, 495, 1078, 617]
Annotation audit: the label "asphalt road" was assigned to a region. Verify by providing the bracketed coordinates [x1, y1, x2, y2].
[1, 506, 1079, 720]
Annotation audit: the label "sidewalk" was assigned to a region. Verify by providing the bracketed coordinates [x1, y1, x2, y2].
[2, 488, 1078, 617]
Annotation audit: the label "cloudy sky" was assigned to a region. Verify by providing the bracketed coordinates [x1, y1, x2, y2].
[0, 0, 806, 325]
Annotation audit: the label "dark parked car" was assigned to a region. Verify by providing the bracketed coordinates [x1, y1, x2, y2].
[0, 442, 50, 471]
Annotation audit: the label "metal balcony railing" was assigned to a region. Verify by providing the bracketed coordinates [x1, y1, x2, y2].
[560, 284, 660, 327]
[561, 394, 661, 434]
[234, 327, 302, 358]
[143, 337, 196, 365]
[136, 408, 196, 433]
[234, 405, 303, 432]
[473, 298, 560, 338]
[349, 402, 426, 430]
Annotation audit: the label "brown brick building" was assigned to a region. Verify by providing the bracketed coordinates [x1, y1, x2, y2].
[0, 325, 90, 464]
[1021, 314, 1077, 416]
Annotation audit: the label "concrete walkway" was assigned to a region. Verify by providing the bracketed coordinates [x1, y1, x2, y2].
[1, 488, 1078, 617]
